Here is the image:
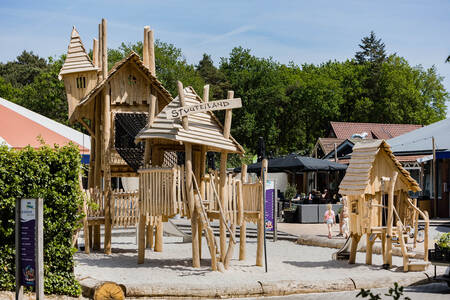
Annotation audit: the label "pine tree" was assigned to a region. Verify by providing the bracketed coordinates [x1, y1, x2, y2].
[355, 31, 387, 65]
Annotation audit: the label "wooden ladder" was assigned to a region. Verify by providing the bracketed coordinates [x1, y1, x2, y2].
[396, 221, 430, 272]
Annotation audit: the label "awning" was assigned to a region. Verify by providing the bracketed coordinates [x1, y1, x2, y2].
[234, 154, 347, 173]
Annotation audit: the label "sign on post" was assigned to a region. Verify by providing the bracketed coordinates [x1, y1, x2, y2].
[265, 180, 275, 232]
[166, 98, 242, 120]
[15, 198, 44, 300]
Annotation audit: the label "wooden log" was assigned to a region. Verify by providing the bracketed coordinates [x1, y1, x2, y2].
[223, 91, 234, 139]
[146, 225, 153, 249]
[101, 19, 108, 79]
[224, 223, 236, 269]
[256, 159, 267, 267]
[349, 234, 361, 264]
[239, 164, 247, 261]
[89, 225, 93, 250]
[94, 96, 102, 188]
[198, 219, 202, 259]
[93, 38, 99, 68]
[155, 217, 163, 252]
[102, 88, 112, 254]
[93, 225, 100, 250]
[365, 233, 374, 265]
[185, 143, 200, 267]
[88, 135, 95, 189]
[148, 29, 156, 76]
[83, 193, 90, 254]
[219, 151, 228, 262]
[177, 81, 189, 130]
[385, 171, 398, 267]
[94, 282, 125, 300]
[143, 26, 150, 68]
[137, 214, 146, 264]
[98, 24, 103, 81]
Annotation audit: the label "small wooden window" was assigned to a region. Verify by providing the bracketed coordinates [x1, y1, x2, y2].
[76, 76, 86, 89]
[128, 74, 137, 86]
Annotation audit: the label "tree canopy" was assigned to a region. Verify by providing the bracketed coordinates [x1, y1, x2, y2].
[0, 32, 447, 162]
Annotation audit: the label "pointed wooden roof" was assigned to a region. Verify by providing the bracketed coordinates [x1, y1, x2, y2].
[59, 27, 98, 78]
[69, 52, 173, 123]
[339, 140, 420, 195]
[136, 86, 244, 154]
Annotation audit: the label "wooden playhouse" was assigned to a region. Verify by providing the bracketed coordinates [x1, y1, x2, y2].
[59, 19, 265, 271]
[339, 140, 430, 272]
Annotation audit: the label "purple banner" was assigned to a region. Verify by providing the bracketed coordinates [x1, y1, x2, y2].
[20, 199, 36, 287]
[265, 180, 275, 231]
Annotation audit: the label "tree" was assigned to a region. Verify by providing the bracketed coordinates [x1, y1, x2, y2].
[0, 51, 48, 87]
[196, 54, 230, 100]
[355, 31, 387, 65]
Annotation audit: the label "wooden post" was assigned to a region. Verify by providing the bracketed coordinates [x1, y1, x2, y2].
[98, 23, 103, 81]
[92, 38, 99, 68]
[155, 217, 163, 252]
[146, 225, 153, 249]
[143, 26, 150, 68]
[185, 143, 200, 267]
[83, 193, 90, 254]
[334, 143, 337, 162]
[144, 93, 157, 166]
[365, 233, 374, 265]
[101, 18, 108, 79]
[94, 96, 102, 189]
[194, 151, 202, 258]
[224, 91, 234, 139]
[148, 29, 156, 76]
[349, 234, 361, 264]
[239, 164, 247, 261]
[219, 151, 228, 262]
[385, 171, 398, 267]
[256, 159, 267, 267]
[177, 81, 189, 130]
[138, 214, 146, 264]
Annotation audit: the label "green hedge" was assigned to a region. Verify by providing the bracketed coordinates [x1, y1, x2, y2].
[0, 144, 83, 296]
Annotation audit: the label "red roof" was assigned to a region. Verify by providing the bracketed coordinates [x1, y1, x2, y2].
[330, 121, 422, 140]
[0, 98, 90, 153]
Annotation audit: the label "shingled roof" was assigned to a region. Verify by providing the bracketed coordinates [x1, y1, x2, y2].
[339, 140, 420, 196]
[59, 27, 97, 78]
[330, 121, 422, 140]
[136, 86, 244, 154]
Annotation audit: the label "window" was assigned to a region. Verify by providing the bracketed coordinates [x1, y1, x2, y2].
[76, 76, 86, 89]
[128, 74, 137, 86]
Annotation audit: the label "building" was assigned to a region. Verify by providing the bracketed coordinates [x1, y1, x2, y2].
[388, 118, 450, 218]
[0, 96, 90, 159]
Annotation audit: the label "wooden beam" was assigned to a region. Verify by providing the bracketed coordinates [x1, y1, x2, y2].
[94, 96, 102, 188]
[92, 38, 99, 68]
[79, 118, 95, 138]
[239, 164, 247, 261]
[256, 159, 267, 266]
[223, 91, 233, 139]
[203, 84, 210, 102]
[102, 86, 112, 255]
[148, 29, 156, 76]
[385, 171, 398, 267]
[185, 143, 200, 267]
[219, 151, 228, 262]
[98, 24, 103, 81]
[143, 26, 150, 68]
[101, 19, 108, 79]
[177, 81, 189, 130]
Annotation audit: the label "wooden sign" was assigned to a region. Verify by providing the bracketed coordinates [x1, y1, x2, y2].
[166, 98, 242, 120]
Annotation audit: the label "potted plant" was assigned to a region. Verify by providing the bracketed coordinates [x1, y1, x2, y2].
[429, 232, 450, 263]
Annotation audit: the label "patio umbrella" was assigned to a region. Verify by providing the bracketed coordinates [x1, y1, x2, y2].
[233, 153, 347, 173]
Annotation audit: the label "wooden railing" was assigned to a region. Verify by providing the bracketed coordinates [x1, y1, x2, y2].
[111, 190, 139, 227]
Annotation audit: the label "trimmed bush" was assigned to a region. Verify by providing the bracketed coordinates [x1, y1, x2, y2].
[0, 144, 83, 296]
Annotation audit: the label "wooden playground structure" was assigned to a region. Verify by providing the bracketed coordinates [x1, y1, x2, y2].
[339, 140, 430, 272]
[60, 19, 266, 270]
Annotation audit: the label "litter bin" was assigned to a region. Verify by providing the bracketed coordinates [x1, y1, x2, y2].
[298, 204, 319, 223]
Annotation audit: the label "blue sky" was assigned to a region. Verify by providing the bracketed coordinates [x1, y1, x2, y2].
[1, 0, 449, 116]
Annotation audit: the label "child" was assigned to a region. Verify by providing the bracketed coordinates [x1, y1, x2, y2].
[324, 203, 335, 239]
[342, 206, 349, 239]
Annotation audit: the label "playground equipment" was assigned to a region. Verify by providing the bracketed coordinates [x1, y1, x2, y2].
[60, 19, 265, 270]
[339, 140, 430, 272]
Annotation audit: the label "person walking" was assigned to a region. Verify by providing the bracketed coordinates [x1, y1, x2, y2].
[324, 203, 335, 239]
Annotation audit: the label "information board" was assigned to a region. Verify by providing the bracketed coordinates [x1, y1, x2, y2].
[265, 180, 275, 231]
[20, 199, 36, 287]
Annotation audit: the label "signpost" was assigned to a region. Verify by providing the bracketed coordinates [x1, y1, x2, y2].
[166, 98, 242, 120]
[15, 198, 44, 300]
[265, 180, 275, 232]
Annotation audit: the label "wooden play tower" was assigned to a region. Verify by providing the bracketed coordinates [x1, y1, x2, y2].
[339, 140, 430, 272]
[59, 19, 265, 270]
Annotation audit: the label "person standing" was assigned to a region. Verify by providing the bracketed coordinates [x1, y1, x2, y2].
[324, 203, 336, 239]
